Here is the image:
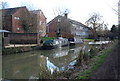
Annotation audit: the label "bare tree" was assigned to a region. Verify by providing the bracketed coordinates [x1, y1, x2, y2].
[53, 7, 70, 16]
[0, 2, 9, 9]
[17, 7, 32, 33]
[109, 0, 119, 15]
[97, 22, 109, 37]
[18, 2, 37, 33]
[85, 12, 104, 38]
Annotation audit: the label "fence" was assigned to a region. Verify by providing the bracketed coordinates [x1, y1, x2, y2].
[47, 32, 74, 38]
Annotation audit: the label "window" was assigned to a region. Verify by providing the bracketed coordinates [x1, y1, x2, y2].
[17, 27, 20, 31]
[14, 17, 20, 20]
[58, 18, 61, 22]
[80, 26, 83, 30]
[40, 11, 42, 15]
[72, 24, 76, 27]
[40, 21, 42, 25]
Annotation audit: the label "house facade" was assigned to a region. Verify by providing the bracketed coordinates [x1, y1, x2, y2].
[1, 6, 47, 44]
[69, 19, 90, 43]
[1, 6, 31, 33]
[47, 14, 91, 42]
[47, 15, 73, 38]
[30, 10, 47, 37]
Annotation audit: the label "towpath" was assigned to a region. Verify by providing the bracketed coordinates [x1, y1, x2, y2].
[90, 42, 120, 79]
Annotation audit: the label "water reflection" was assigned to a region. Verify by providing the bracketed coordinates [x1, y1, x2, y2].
[3, 45, 88, 79]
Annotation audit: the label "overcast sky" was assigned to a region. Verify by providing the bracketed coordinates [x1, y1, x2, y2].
[1, 0, 119, 29]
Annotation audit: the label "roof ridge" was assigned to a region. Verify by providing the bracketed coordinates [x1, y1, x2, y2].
[1, 6, 26, 10]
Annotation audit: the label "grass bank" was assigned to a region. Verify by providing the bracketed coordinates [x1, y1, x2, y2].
[83, 38, 94, 42]
[77, 41, 118, 79]
[41, 37, 55, 41]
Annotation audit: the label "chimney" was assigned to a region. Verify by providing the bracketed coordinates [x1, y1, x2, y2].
[64, 13, 68, 19]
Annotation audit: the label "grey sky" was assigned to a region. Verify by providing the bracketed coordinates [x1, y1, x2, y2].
[2, 0, 118, 29]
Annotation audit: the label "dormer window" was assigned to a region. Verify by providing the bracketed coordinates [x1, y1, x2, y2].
[14, 17, 20, 20]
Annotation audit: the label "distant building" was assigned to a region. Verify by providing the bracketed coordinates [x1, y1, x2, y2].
[47, 14, 91, 42]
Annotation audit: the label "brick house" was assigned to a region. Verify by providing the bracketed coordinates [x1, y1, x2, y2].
[47, 14, 91, 42]
[69, 19, 91, 43]
[30, 10, 47, 37]
[47, 15, 73, 38]
[1, 6, 31, 33]
[1, 6, 47, 44]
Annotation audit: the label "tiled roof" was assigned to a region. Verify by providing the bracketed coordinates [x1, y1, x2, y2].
[0, 6, 26, 16]
[47, 15, 62, 25]
[47, 15, 90, 29]
[68, 19, 90, 29]
[30, 10, 41, 14]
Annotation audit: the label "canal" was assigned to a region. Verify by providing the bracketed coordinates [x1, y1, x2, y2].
[2, 44, 90, 79]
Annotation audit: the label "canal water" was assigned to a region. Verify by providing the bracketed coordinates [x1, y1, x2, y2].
[2, 44, 90, 79]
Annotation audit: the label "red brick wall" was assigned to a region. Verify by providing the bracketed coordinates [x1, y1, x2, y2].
[30, 10, 47, 37]
[47, 17, 73, 38]
[3, 15, 12, 31]
[41, 14, 47, 37]
[12, 8, 30, 33]
[48, 19, 57, 33]
[38, 11, 46, 36]
[47, 32, 74, 38]
[9, 33, 38, 44]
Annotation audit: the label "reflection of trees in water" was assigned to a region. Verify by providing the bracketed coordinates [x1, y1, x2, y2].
[3, 45, 93, 79]
[45, 47, 82, 71]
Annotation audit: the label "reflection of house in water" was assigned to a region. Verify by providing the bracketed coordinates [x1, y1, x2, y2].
[44, 47, 82, 71]
[3, 46, 84, 79]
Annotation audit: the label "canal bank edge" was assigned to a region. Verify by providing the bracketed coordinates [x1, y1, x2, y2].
[76, 40, 118, 79]
[2, 45, 40, 55]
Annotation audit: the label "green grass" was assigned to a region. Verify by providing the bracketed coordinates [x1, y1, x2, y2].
[78, 42, 117, 79]
[83, 38, 94, 41]
[40, 37, 55, 41]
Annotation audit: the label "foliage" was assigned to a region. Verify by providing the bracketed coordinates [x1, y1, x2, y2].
[83, 38, 94, 41]
[118, 24, 120, 41]
[76, 49, 84, 66]
[89, 47, 99, 58]
[77, 42, 117, 79]
[107, 25, 119, 40]
[83, 52, 90, 64]
[23, 24, 28, 32]
[110, 25, 118, 34]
